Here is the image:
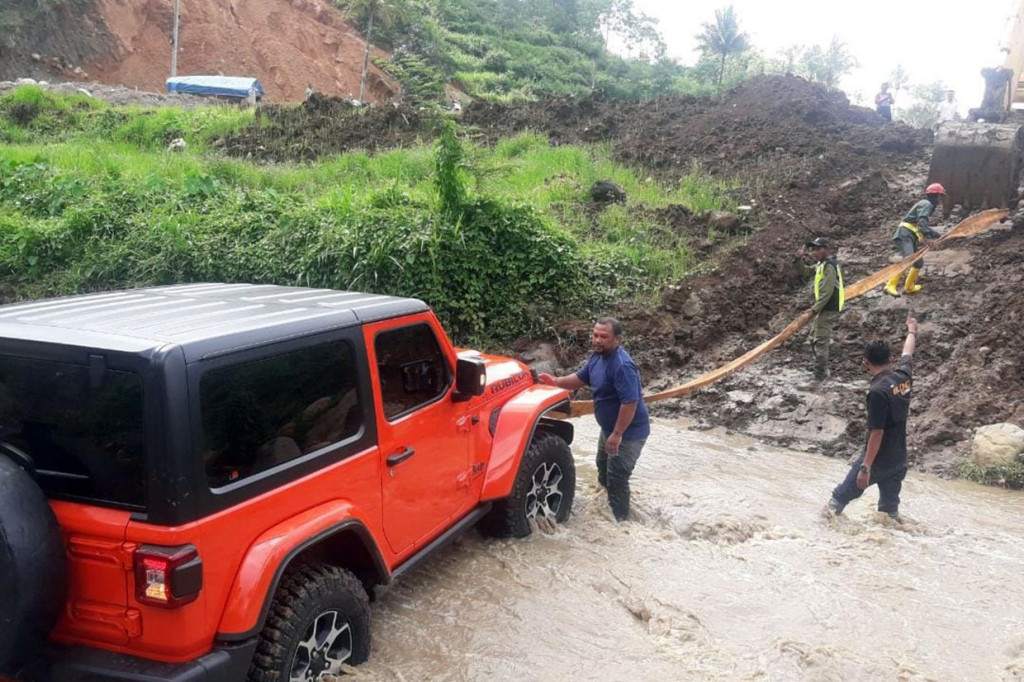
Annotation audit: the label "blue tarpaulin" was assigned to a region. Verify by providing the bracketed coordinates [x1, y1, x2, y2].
[165, 76, 265, 99]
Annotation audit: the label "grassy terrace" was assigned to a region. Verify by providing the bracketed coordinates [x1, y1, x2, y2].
[0, 87, 734, 343]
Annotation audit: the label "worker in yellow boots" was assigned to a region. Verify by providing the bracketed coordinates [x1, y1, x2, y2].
[885, 184, 945, 296]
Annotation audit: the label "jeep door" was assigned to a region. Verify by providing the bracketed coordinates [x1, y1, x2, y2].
[364, 315, 470, 556]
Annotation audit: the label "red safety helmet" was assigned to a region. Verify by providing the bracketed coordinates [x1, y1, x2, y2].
[925, 183, 947, 195]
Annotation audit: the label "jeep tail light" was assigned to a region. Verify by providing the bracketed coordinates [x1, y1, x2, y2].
[134, 544, 203, 608]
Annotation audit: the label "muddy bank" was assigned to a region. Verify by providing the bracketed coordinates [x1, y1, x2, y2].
[220, 94, 431, 161]
[348, 418, 1024, 680]
[491, 77, 1018, 469]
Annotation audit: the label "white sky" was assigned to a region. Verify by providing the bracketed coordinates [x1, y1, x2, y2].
[634, 0, 1018, 112]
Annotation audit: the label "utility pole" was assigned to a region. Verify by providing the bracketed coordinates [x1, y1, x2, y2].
[170, 0, 181, 78]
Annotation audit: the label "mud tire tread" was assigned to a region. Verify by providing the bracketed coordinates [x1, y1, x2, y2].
[248, 562, 370, 681]
[481, 432, 575, 539]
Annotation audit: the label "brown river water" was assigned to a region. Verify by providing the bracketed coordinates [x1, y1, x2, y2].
[349, 418, 1024, 681]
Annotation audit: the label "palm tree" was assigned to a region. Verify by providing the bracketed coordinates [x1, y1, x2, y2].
[696, 5, 749, 87]
[345, 0, 400, 103]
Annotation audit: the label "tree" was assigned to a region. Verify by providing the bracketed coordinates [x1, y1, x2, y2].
[898, 80, 948, 128]
[695, 5, 750, 88]
[889, 63, 910, 94]
[344, 0, 402, 102]
[799, 36, 858, 90]
[779, 44, 804, 75]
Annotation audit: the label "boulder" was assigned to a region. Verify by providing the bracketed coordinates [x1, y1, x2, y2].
[590, 180, 626, 204]
[971, 423, 1024, 467]
[705, 210, 742, 233]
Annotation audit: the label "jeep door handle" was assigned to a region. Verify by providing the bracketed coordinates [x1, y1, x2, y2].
[387, 447, 416, 467]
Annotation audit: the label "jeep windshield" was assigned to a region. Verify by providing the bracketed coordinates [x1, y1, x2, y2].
[0, 354, 146, 508]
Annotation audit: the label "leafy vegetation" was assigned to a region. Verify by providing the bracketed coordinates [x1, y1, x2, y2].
[338, 0, 708, 103]
[956, 459, 1024, 490]
[0, 87, 734, 344]
[695, 6, 749, 88]
[0, 86, 254, 149]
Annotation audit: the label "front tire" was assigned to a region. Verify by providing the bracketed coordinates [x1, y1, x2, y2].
[249, 563, 370, 681]
[482, 432, 576, 538]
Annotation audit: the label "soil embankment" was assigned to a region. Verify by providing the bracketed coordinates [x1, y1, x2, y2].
[2, 0, 399, 102]
[469, 76, 1020, 471]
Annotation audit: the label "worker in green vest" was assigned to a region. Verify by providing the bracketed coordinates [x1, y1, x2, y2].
[797, 237, 845, 382]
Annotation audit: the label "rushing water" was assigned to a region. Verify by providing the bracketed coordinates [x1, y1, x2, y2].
[351, 418, 1024, 681]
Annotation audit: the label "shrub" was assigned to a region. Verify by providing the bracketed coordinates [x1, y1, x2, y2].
[956, 459, 1024, 490]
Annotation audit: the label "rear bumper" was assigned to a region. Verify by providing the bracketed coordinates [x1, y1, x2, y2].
[21, 639, 257, 682]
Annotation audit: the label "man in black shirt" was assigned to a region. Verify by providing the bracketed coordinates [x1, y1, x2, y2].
[827, 315, 918, 522]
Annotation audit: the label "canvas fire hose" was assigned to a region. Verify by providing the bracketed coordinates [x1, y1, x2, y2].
[567, 209, 1009, 418]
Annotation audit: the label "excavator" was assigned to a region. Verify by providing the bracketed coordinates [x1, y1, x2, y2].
[928, 0, 1024, 210]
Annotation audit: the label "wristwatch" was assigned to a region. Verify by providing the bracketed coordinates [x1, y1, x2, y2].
[859, 464, 870, 474]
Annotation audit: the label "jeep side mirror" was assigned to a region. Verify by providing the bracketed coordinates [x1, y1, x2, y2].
[453, 357, 486, 402]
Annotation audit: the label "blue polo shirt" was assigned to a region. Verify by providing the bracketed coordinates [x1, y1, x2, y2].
[576, 346, 650, 441]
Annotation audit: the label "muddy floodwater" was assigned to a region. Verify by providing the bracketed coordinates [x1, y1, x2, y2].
[354, 418, 1024, 681]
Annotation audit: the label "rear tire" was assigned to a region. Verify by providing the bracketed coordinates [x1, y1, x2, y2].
[482, 432, 575, 538]
[0, 456, 66, 676]
[248, 563, 370, 681]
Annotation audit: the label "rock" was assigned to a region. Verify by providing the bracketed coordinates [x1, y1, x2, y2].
[15, 78, 37, 85]
[520, 342, 563, 376]
[705, 210, 742, 232]
[590, 180, 626, 204]
[971, 423, 1024, 467]
[680, 291, 703, 319]
[167, 137, 187, 152]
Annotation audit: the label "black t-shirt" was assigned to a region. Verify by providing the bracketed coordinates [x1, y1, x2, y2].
[865, 355, 913, 471]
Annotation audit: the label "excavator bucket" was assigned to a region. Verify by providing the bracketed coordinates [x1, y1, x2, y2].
[928, 122, 1024, 210]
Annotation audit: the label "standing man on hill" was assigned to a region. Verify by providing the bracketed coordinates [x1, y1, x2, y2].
[827, 315, 919, 523]
[937, 90, 959, 126]
[796, 237, 845, 382]
[875, 82, 895, 122]
[539, 318, 650, 522]
[885, 184, 945, 297]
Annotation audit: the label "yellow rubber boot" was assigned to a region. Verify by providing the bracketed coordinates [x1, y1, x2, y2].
[884, 273, 902, 297]
[904, 267, 923, 294]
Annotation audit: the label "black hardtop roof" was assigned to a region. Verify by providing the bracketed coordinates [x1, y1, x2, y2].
[0, 283, 429, 362]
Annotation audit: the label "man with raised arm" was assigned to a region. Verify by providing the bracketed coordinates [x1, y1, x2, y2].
[539, 318, 649, 522]
[827, 315, 919, 523]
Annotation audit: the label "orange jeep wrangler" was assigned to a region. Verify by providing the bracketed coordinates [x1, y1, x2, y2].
[0, 283, 575, 681]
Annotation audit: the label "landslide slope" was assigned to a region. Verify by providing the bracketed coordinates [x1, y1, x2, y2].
[475, 76, 1022, 470]
[1, 0, 399, 102]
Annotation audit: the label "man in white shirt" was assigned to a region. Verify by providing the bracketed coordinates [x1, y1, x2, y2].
[937, 90, 959, 126]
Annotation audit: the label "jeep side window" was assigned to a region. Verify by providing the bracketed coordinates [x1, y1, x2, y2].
[201, 341, 362, 488]
[375, 323, 449, 420]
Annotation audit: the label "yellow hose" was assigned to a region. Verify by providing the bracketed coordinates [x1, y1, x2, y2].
[568, 209, 1008, 418]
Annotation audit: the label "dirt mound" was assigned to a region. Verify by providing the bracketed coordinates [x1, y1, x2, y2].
[6, 0, 399, 103]
[220, 94, 430, 161]
[465, 76, 930, 179]
[492, 76, 1021, 469]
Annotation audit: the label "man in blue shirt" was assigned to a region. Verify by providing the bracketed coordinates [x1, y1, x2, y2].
[540, 318, 650, 521]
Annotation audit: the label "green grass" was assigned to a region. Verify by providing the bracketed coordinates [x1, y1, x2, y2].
[956, 459, 1024, 489]
[0, 90, 739, 340]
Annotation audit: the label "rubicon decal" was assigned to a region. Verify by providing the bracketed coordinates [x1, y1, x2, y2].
[490, 371, 530, 395]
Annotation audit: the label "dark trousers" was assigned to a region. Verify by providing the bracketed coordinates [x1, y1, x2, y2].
[596, 431, 646, 521]
[894, 235, 925, 270]
[877, 105, 892, 122]
[832, 458, 907, 514]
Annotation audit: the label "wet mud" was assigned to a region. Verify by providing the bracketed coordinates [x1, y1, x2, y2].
[348, 418, 1024, 681]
